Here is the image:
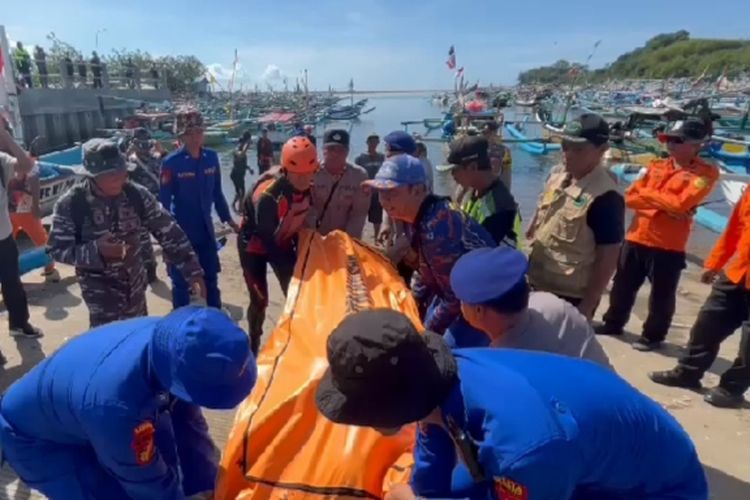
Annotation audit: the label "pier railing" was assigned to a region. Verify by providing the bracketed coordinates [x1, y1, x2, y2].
[17, 61, 168, 92]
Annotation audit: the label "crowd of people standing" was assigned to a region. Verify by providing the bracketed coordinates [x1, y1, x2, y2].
[0, 104, 747, 498]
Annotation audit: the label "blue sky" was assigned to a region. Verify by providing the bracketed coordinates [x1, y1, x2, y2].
[4, 0, 750, 90]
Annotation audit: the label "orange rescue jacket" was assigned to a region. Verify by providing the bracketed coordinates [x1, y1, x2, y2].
[705, 187, 750, 289]
[625, 157, 718, 252]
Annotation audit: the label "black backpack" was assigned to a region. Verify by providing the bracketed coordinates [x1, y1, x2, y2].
[70, 182, 146, 244]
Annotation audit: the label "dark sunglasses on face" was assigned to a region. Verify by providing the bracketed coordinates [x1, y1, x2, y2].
[665, 137, 686, 145]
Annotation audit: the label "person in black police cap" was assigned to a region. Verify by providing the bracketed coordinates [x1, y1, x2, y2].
[315, 309, 457, 431]
[314, 128, 370, 238]
[324, 129, 350, 149]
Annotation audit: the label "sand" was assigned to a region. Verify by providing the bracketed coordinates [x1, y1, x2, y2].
[0, 230, 748, 499]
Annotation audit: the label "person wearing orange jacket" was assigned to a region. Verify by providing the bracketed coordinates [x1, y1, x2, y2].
[596, 119, 719, 351]
[237, 136, 318, 354]
[650, 185, 750, 408]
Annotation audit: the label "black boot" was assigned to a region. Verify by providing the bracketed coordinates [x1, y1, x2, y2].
[594, 322, 624, 336]
[649, 368, 702, 390]
[704, 387, 746, 409]
[248, 309, 265, 356]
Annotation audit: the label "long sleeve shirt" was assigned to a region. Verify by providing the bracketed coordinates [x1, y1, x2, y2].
[410, 196, 496, 334]
[624, 157, 718, 252]
[705, 187, 750, 289]
[160, 147, 232, 244]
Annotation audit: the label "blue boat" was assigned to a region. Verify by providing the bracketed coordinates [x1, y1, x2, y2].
[36, 146, 83, 216]
[504, 123, 561, 155]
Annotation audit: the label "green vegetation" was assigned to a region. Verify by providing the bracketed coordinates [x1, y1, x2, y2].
[518, 31, 750, 84]
[43, 33, 206, 93]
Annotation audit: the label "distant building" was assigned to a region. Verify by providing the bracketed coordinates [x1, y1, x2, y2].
[193, 76, 210, 96]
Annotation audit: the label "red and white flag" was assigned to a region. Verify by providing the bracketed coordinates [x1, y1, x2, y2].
[0, 48, 4, 75]
[446, 45, 456, 70]
[455, 67, 464, 79]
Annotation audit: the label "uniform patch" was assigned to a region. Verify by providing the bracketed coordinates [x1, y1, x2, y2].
[132, 421, 156, 466]
[694, 177, 709, 190]
[494, 477, 528, 500]
[161, 169, 172, 185]
[177, 171, 196, 179]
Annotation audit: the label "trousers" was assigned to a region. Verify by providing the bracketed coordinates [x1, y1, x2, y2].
[170, 236, 220, 309]
[0, 235, 30, 328]
[239, 249, 294, 352]
[676, 274, 750, 395]
[602, 241, 685, 341]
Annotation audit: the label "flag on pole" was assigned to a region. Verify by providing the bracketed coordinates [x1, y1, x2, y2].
[446, 45, 456, 70]
[455, 67, 464, 79]
[0, 48, 4, 75]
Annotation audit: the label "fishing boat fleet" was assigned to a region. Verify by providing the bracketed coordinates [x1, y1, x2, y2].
[402, 80, 750, 235]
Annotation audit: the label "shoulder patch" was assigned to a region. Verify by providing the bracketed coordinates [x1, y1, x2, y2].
[161, 168, 172, 185]
[694, 177, 709, 190]
[495, 477, 528, 500]
[132, 421, 156, 466]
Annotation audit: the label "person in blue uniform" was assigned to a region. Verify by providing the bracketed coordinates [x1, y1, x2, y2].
[0, 306, 256, 499]
[316, 309, 707, 500]
[160, 110, 239, 308]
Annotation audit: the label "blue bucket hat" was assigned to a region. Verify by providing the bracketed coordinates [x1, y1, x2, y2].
[362, 154, 426, 190]
[149, 306, 256, 409]
[383, 130, 417, 155]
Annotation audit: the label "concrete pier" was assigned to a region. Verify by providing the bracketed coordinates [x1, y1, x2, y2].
[17, 85, 171, 154]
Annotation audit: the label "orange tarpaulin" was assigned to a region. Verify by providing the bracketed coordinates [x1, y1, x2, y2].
[216, 230, 418, 499]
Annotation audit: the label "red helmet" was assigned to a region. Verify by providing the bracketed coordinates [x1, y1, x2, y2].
[281, 136, 319, 174]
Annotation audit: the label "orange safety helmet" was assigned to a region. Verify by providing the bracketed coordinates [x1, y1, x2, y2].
[281, 136, 319, 174]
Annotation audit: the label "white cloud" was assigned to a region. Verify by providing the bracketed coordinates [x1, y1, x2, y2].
[206, 62, 244, 80]
[260, 64, 284, 82]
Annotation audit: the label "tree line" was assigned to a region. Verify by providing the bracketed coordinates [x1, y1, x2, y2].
[518, 31, 750, 85]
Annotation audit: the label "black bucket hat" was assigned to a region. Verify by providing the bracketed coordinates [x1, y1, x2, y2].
[316, 309, 458, 428]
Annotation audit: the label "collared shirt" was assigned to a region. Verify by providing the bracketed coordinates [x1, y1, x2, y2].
[0, 152, 17, 239]
[159, 146, 232, 243]
[307, 162, 369, 238]
[625, 156, 719, 252]
[492, 292, 611, 368]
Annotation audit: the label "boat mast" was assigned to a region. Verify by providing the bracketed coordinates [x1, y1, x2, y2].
[229, 49, 238, 121]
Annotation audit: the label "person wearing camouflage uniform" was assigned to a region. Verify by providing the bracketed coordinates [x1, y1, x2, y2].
[48, 139, 205, 327]
[126, 127, 167, 282]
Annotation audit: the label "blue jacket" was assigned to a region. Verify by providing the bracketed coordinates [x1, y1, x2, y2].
[412, 349, 707, 500]
[410, 196, 496, 334]
[160, 146, 232, 243]
[0, 317, 216, 499]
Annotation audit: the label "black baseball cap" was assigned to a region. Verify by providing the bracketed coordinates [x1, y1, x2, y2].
[560, 113, 610, 146]
[315, 309, 458, 428]
[657, 118, 710, 144]
[324, 129, 350, 148]
[437, 135, 491, 172]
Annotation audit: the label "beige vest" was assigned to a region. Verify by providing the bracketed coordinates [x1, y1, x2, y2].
[528, 166, 618, 299]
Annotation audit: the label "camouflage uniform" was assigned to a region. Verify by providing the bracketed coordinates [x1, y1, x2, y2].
[48, 178, 203, 327]
[128, 153, 162, 273]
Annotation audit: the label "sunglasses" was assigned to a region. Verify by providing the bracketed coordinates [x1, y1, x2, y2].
[665, 137, 685, 145]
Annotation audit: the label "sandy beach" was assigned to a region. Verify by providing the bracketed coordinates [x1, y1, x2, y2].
[1, 229, 748, 499]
